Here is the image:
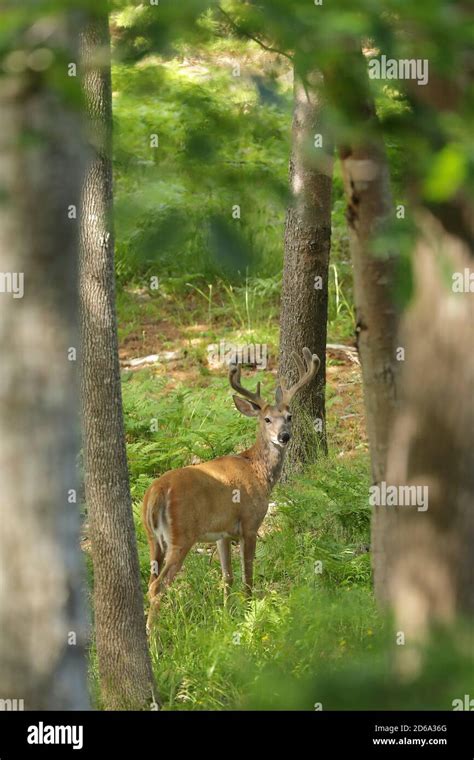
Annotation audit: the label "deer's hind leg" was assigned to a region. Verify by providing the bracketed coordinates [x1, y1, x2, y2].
[147, 534, 165, 592]
[217, 538, 234, 603]
[147, 543, 191, 633]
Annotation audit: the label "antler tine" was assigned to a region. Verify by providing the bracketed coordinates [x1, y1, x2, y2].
[292, 351, 307, 380]
[281, 347, 321, 404]
[229, 363, 264, 407]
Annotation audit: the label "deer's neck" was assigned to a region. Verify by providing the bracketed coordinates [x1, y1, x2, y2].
[243, 433, 286, 493]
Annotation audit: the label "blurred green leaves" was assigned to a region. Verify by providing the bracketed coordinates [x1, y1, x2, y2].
[110, 0, 473, 302]
[112, 50, 290, 284]
[208, 215, 253, 275]
[424, 145, 468, 202]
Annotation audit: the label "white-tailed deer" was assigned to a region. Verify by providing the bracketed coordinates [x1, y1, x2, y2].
[143, 347, 320, 630]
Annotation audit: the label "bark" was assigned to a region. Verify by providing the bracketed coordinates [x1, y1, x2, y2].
[331, 50, 401, 603]
[0, 14, 89, 708]
[79, 9, 157, 710]
[339, 138, 398, 476]
[371, 27, 474, 645]
[279, 72, 333, 474]
[335, 49, 474, 648]
[339, 138, 401, 601]
[383, 215, 474, 648]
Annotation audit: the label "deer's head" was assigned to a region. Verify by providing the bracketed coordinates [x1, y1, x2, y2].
[230, 347, 321, 450]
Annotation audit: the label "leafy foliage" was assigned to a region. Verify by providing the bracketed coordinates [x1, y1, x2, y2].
[112, 50, 291, 285]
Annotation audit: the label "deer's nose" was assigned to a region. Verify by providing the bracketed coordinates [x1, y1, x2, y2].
[278, 432, 290, 444]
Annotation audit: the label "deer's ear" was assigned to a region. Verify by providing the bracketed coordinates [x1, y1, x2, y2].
[275, 385, 283, 405]
[233, 395, 261, 417]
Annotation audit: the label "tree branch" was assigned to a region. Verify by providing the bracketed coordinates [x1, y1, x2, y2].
[217, 6, 293, 63]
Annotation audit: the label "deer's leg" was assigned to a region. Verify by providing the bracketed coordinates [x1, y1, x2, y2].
[217, 538, 233, 602]
[240, 532, 257, 597]
[147, 535, 164, 591]
[147, 544, 190, 633]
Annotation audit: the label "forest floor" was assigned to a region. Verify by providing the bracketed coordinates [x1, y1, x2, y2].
[117, 286, 367, 457]
[102, 284, 378, 710]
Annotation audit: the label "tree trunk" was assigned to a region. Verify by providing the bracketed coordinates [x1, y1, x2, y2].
[279, 72, 333, 474]
[339, 138, 401, 601]
[339, 138, 398, 485]
[330, 49, 401, 603]
[335, 50, 474, 649]
[382, 214, 474, 651]
[79, 9, 157, 710]
[0, 12, 89, 709]
[378, 43, 474, 644]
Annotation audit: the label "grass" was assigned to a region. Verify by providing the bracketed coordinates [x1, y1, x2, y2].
[87, 277, 473, 712]
[111, 304, 378, 710]
[130, 398, 375, 710]
[109, 358, 472, 701]
[112, 358, 473, 712]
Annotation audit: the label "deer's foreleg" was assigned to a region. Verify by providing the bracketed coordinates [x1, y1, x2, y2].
[240, 532, 257, 597]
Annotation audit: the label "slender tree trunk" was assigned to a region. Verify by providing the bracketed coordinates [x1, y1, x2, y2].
[279, 72, 333, 474]
[0, 12, 89, 709]
[339, 137, 398, 486]
[329, 50, 401, 602]
[79, 8, 157, 710]
[339, 138, 401, 602]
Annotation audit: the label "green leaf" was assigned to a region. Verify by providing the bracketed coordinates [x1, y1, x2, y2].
[423, 145, 467, 202]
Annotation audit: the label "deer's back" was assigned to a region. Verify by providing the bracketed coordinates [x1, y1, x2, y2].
[143, 454, 268, 546]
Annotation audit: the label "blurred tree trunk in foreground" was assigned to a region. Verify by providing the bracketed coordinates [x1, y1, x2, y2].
[339, 130, 401, 604]
[335, 47, 474, 656]
[382, 217, 474, 659]
[328, 50, 400, 603]
[79, 8, 157, 710]
[381, 39, 474, 644]
[279, 72, 333, 474]
[339, 136, 398, 488]
[0, 11, 89, 709]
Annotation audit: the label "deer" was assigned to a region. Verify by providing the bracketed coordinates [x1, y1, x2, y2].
[142, 347, 320, 631]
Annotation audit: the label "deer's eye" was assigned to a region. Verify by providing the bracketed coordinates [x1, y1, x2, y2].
[287, 414, 292, 421]
[264, 417, 271, 423]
